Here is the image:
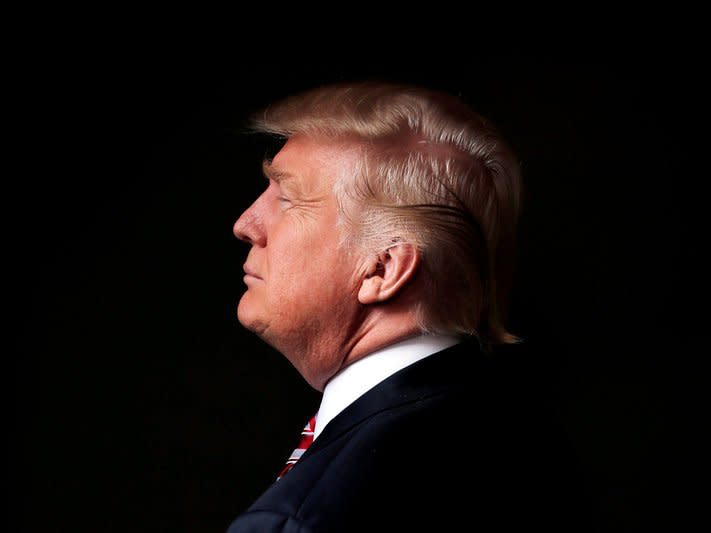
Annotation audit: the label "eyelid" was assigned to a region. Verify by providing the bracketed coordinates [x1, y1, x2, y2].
[277, 195, 293, 208]
[267, 179, 287, 200]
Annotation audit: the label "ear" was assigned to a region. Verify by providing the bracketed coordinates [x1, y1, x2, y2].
[358, 243, 421, 305]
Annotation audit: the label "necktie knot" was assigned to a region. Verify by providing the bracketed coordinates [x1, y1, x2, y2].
[277, 415, 316, 481]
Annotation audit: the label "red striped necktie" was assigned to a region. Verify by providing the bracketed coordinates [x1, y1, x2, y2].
[277, 415, 316, 481]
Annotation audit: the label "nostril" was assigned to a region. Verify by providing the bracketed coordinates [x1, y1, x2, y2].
[233, 222, 250, 243]
[233, 215, 250, 242]
[233, 208, 264, 246]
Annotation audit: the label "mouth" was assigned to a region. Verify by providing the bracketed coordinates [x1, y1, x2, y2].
[243, 265, 263, 280]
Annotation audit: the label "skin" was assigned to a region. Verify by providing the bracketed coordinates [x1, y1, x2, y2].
[233, 135, 422, 391]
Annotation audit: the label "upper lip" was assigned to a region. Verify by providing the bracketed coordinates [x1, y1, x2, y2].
[243, 265, 262, 279]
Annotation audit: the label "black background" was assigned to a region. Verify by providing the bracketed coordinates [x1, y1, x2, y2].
[8, 32, 706, 532]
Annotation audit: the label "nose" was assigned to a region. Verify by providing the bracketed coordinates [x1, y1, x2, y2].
[233, 198, 266, 247]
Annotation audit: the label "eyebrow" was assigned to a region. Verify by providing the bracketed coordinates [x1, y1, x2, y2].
[262, 160, 295, 183]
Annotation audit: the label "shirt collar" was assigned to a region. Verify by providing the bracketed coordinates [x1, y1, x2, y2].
[314, 334, 461, 440]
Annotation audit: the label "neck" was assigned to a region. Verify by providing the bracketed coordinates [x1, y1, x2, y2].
[273, 289, 423, 392]
[318, 306, 421, 391]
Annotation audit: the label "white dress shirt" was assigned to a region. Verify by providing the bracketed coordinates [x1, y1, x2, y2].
[313, 334, 461, 441]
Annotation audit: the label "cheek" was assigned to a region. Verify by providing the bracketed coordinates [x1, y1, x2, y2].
[268, 247, 349, 304]
[265, 214, 353, 299]
[268, 222, 326, 275]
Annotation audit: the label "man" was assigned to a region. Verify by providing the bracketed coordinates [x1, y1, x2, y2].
[227, 82, 586, 532]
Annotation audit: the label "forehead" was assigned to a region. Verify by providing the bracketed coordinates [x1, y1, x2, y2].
[265, 135, 359, 191]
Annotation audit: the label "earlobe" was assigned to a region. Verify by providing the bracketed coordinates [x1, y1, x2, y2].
[358, 243, 420, 305]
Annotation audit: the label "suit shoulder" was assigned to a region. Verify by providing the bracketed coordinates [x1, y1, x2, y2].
[227, 509, 315, 533]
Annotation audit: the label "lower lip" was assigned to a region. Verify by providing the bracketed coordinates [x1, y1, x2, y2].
[243, 274, 263, 282]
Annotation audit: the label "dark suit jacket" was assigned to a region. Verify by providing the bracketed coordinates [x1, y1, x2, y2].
[227, 340, 591, 532]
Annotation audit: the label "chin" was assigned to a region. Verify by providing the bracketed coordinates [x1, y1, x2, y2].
[237, 294, 262, 333]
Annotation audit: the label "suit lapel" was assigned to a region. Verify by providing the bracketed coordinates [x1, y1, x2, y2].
[303, 339, 489, 458]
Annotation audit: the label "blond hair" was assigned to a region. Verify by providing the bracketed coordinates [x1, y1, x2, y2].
[251, 82, 522, 346]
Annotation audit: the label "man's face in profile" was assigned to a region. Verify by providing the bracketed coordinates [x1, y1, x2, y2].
[233, 135, 363, 388]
